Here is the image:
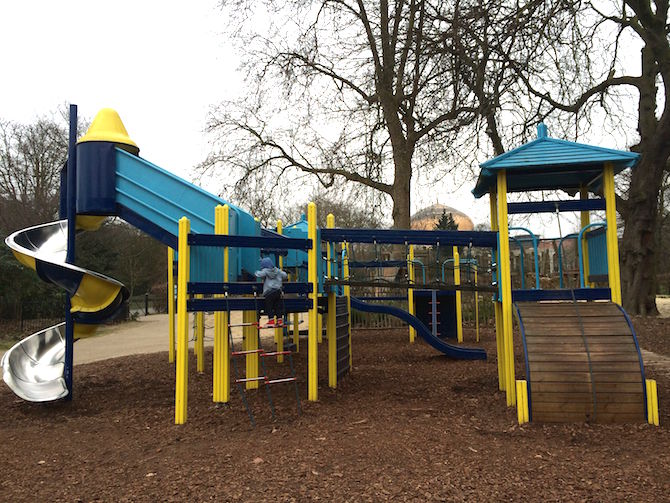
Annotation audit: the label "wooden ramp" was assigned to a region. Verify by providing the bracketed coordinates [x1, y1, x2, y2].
[515, 301, 647, 423]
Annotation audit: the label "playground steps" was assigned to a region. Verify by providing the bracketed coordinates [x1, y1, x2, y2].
[516, 301, 646, 423]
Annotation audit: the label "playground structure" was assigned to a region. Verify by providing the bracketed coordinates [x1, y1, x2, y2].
[0, 108, 660, 427]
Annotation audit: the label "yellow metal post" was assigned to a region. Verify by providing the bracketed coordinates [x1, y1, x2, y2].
[647, 379, 660, 426]
[326, 214, 337, 388]
[474, 265, 480, 342]
[245, 309, 259, 389]
[515, 380, 529, 424]
[490, 189, 505, 391]
[343, 242, 352, 369]
[497, 171, 516, 406]
[408, 245, 416, 343]
[453, 246, 463, 343]
[195, 295, 204, 373]
[175, 217, 190, 424]
[603, 163, 622, 304]
[318, 310, 323, 344]
[213, 205, 229, 403]
[580, 186, 591, 288]
[168, 247, 175, 363]
[275, 219, 284, 361]
[308, 202, 318, 401]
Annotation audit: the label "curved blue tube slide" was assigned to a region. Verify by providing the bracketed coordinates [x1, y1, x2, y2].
[350, 297, 486, 360]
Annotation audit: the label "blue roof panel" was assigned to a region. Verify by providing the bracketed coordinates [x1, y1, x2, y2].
[472, 125, 639, 198]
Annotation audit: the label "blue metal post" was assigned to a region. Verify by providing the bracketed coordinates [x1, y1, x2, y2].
[64, 104, 77, 399]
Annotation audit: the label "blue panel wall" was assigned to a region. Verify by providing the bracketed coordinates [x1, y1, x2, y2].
[586, 228, 608, 277]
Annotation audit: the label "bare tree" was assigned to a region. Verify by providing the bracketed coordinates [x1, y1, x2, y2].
[0, 117, 68, 232]
[204, 0, 490, 229]
[497, 1, 670, 315]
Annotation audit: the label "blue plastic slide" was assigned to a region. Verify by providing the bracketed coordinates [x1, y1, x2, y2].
[350, 297, 486, 360]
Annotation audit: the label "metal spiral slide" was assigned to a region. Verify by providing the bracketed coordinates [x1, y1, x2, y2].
[2, 220, 127, 401]
[350, 297, 486, 360]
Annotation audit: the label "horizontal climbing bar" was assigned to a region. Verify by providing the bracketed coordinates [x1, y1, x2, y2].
[324, 278, 497, 293]
[349, 260, 408, 268]
[187, 297, 312, 313]
[507, 199, 606, 215]
[188, 233, 312, 250]
[188, 282, 313, 295]
[512, 288, 611, 302]
[320, 228, 498, 247]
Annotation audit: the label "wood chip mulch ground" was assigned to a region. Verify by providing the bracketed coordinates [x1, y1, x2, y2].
[1, 319, 669, 502]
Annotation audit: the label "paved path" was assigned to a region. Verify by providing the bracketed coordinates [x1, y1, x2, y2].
[77, 311, 304, 364]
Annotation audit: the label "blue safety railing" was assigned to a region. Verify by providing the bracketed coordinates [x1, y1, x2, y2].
[409, 259, 426, 284]
[509, 235, 527, 289]
[509, 227, 540, 289]
[558, 233, 578, 288]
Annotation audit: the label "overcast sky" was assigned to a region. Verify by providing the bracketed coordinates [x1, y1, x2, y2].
[0, 0, 621, 235]
[0, 1, 236, 178]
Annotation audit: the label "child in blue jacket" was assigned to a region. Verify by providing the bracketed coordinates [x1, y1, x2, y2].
[255, 257, 288, 325]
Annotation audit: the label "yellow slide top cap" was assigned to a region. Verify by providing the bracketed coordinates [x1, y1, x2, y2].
[78, 108, 139, 153]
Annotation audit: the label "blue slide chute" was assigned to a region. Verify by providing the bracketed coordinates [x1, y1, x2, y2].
[350, 297, 486, 360]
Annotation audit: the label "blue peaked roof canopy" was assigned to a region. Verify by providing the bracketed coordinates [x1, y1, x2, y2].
[472, 123, 640, 198]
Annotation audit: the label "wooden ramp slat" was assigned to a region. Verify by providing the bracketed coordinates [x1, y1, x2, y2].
[532, 402, 643, 414]
[531, 392, 643, 404]
[530, 362, 643, 373]
[528, 352, 640, 363]
[516, 301, 646, 424]
[530, 382, 643, 394]
[532, 412, 643, 424]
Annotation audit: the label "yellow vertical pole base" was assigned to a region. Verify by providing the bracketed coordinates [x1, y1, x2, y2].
[318, 309, 323, 343]
[213, 310, 229, 403]
[327, 292, 337, 389]
[453, 247, 463, 343]
[276, 320, 284, 363]
[408, 245, 416, 343]
[175, 217, 190, 425]
[646, 379, 660, 426]
[494, 302, 505, 391]
[214, 204, 230, 403]
[308, 202, 318, 401]
[497, 171, 515, 406]
[245, 310, 259, 390]
[515, 380, 529, 424]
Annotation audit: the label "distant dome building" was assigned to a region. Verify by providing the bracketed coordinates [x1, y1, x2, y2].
[411, 203, 474, 231]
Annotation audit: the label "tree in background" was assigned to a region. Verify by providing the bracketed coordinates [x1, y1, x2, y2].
[282, 191, 382, 229]
[434, 210, 458, 231]
[500, 1, 670, 314]
[205, 0, 504, 228]
[0, 116, 67, 232]
[0, 112, 167, 326]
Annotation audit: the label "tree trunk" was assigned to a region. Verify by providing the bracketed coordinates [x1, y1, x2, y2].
[390, 149, 412, 229]
[620, 155, 663, 315]
[621, 46, 668, 315]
